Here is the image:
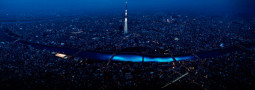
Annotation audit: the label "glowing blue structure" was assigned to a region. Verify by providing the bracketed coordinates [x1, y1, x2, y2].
[113, 55, 142, 62]
[110, 54, 195, 62]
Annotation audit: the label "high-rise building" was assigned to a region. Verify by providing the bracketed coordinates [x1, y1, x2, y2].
[124, 0, 128, 34]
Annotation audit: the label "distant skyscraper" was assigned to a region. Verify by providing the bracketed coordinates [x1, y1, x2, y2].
[124, 0, 128, 34]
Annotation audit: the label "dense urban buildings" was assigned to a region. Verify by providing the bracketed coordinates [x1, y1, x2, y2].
[0, 0, 255, 89]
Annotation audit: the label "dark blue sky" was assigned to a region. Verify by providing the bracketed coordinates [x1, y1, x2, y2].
[0, 0, 254, 17]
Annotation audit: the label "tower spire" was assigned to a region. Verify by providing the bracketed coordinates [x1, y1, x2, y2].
[124, 0, 128, 34]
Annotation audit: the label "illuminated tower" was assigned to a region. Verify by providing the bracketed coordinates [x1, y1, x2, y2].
[124, 0, 128, 34]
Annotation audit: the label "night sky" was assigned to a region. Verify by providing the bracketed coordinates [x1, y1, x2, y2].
[0, 0, 254, 17]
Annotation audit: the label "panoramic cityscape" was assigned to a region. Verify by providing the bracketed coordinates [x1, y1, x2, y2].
[0, 0, 255, 89]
